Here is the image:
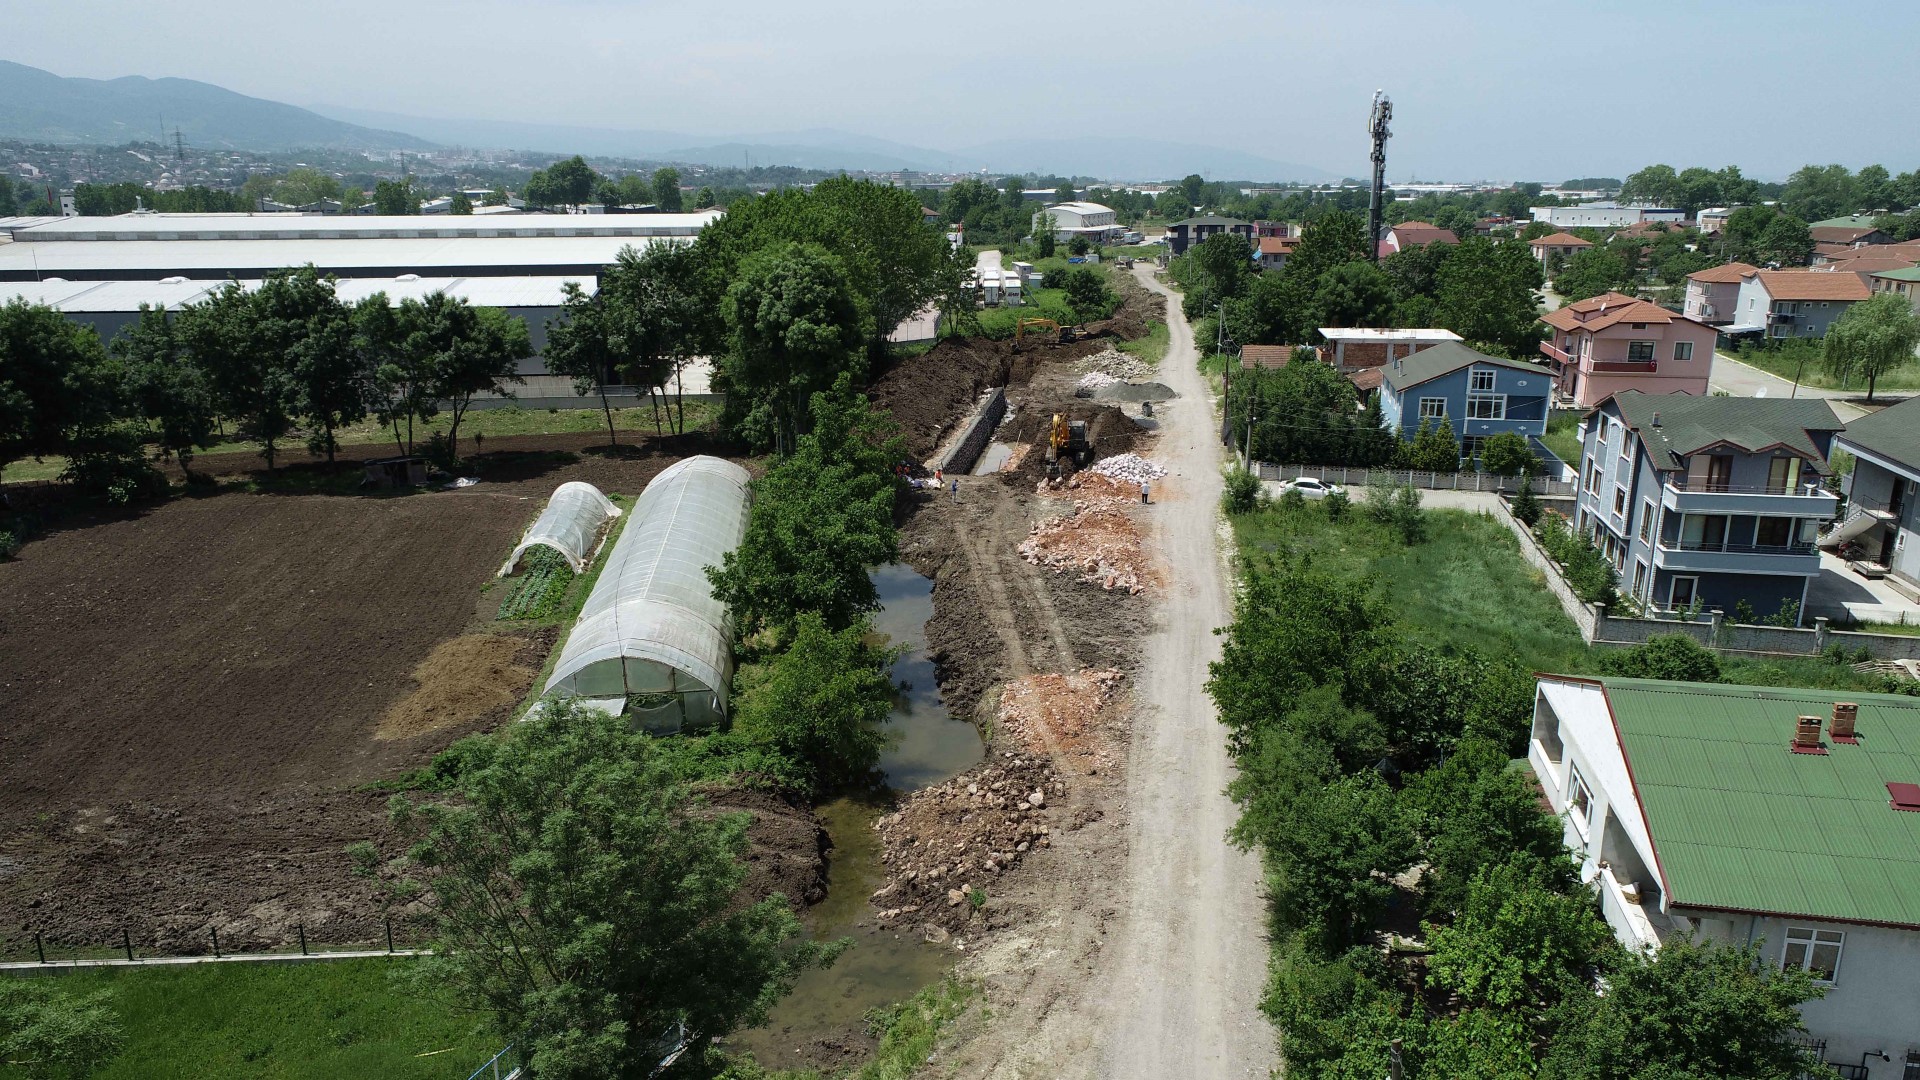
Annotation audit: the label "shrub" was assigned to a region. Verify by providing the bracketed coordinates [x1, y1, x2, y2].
[1479, 432, 1537, 477]
[1324, 488, 1350, 522]
[1599, 634, 1723, 682]
[1389, 483, 1425, 545]
[1279, 485, 1307, 512]
[0, 531, 18, 560]
[1510, 475, 1542, 527]
[60, 431, 167, 504]
[1223, 467, 1261, 514]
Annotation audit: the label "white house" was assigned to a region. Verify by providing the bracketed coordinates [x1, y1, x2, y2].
[1039, 201, 1118, 243]
[1530, 203, 1688, 229]
[1530, 675, 1920, 1078]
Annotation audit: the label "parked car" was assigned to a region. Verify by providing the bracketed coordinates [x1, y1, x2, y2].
[1277, 477, 1345, 500]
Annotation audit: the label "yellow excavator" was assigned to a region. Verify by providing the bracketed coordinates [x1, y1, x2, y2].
[1014, 317, 1074, 351]
[1047, 412, 1092, 467]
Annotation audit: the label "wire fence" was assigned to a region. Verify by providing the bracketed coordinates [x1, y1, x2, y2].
[0, 915, 434, 967]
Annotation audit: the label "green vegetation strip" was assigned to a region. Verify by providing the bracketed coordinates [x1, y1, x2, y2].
[496, 547, 577, 621]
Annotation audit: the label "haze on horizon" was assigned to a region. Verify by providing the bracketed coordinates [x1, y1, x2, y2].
[14, 0, 1920, 182]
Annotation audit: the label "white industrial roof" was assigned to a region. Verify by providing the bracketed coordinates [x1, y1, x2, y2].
[9, 210, 722, 242]
[0, 235, 685, 278]
[1049, 201, 1115, 216]
[1317, 327, 1465, 342]
[0, 274, 592, 312]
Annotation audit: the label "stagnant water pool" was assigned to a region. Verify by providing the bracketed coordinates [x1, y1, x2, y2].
[734, 562, 985, 1060]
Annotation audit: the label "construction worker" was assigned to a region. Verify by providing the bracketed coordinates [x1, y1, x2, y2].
[1140, 479, 1150, 504]
[950, 477, 959, 501]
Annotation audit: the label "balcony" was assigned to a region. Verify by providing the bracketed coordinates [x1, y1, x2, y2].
[1596, 867, 1665, 952]
[1660, 477, 1838, 517]
[1652, 538, 1821, 575]
[1767, 309, 1798, 324]
[1539, 341, 1572, 365]
[1590, 359, 1659, 373]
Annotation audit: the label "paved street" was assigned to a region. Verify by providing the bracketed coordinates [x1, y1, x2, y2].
[1708, 350, 1871, 420]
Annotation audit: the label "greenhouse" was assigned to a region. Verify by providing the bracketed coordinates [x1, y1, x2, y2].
[500, 481, 622, 575]
[542, 456, 751, 731]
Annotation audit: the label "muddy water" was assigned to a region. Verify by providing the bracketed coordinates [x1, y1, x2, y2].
[736, 563, 984, 1060]
[971, 441, 1015, 475]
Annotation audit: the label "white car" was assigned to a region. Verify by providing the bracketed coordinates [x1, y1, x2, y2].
[1277, 477, 1345, 500]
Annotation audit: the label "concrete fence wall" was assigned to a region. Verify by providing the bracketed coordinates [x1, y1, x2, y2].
[1257, 461, 1576, 497]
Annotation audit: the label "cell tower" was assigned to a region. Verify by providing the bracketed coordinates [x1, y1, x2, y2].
[173, 128, 186, 164]
[1366, 90, 1393, 263]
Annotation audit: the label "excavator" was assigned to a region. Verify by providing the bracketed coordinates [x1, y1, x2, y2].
[1014, 317, 1076, 351]
[1047, 412, 1093, 468]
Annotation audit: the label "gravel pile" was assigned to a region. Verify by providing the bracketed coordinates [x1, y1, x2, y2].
[1087, 453, 1167, 484]
[1093, 381, 1176, 403]
[1074, 370, 1121, 397]
[1076, 348, 1154, 381]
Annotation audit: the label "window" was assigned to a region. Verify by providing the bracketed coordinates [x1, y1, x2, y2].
[1461, 435, 1487, 460]
[1567, 765, 1593, 827]
[1628, 340, 1656, 361]
[1418, 397, 1446, 419]
[1639, 499, 1654, 543]
[1613, 487, 1628, 515]
[1633, 560, 1648, 597]
[1767, 457, 1803, 494]
[1755, 516, 1794, 548]
[1781, 927, 1843, 984]
[1466, 395, 1506, 420]
[1470, 369, 1496, 392]
[1673, 340, 1694, 361]
[1669, 575, 1700, 609]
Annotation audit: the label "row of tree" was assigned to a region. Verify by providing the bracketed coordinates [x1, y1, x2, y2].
[1210, 533, 1830, 1079]
[1177, 208, 1546, 359]
[0, 270, 530, 491]
[523, 155, 702, 212]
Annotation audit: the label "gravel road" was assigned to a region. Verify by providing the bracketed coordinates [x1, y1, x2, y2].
[1093, 267, 1276, 1078]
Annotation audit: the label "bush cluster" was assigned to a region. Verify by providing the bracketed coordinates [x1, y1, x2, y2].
[1531, 513, 1618, 607]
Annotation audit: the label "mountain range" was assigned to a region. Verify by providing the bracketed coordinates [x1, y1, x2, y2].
[0, 59, 1339, 182]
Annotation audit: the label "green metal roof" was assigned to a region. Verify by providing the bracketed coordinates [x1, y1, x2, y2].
[1380, 340, 1550, 392]
[1607, 389, 1844, 468]
[1870, 266, 1920, 283]
[1811, 215, 1881, 230]
[1599, 677, 1920, 927]
[1838, 395, 1920, 475]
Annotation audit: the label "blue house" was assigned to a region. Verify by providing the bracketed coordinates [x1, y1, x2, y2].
[1378, 341, 1552, 458]
[1574, 390, 1843, 624]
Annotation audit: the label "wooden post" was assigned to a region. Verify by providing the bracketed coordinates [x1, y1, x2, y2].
[210, 926, 220, 958]
[385, 917, 394, 954]
[298, 924, 307, 956]
[123, 928, 133, 962]
[1389, 1038, 1405, 1080]
[34, 932, 44, 964]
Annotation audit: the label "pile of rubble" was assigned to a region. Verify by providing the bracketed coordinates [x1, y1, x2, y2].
[995, 669, 1126, 773]
[1018, 500, 1148, 593]
[1074, 370, 1121, 397]
[1076, 348, 1154, 381]
[1035, 471, 1134, 501]
[1087, 453, 1167, 485]
[870, 752, 1064, 931]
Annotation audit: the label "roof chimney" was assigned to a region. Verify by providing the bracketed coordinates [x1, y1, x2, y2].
[1652, 411, 1661, 427]
[1832, 702, 1859, 743]
[1792, 714, 1825, 753]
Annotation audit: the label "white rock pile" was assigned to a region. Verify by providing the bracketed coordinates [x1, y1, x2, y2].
[1087, 453, 1167, 484]
[1074, 370, 1120, 396]
[1077, 348, 1154, 381]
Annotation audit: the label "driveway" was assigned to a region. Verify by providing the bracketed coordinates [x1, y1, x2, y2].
[1709, 351, 1870, 421]
[1804, 551, 1920, 626]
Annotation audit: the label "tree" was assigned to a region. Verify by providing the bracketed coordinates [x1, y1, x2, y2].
[544, 155, 601, 208]
[1180, 173, 1206, 207]
[176, 282, 301, 469]
[1619, 164, 1681, 209]
[1054, 180, 1076, 203]
[1823, 291, 1920, 402]
[403, 294, 530, 460]
[372, 178, 418, 215]
[706, 383, 902, 640]
[1404, 417, 1461, 473]
[369, 700, 836, 1079]
[694, 186, 716, 209]
[251, 267, 369, 465]
[1311, 260, 1396, 328]
[652, 167, 684, 212]
[1033, 213, 1056, 258]
[0, 300, 116, 474]
[1253, 771, 1413, 952]
[732, 612, 895, 792]
[1553, 245, 1636, 302]
[716, 242, 868, 454]
[354, 295, 434, 456]
[1541, 937, 1826, 1080]
[1781, 163, 1860, 222]
[1153, 190, 1191, 220]
[1426, 859, 1609, 1012]
[1061, 267, 1115, 323]
[1511, 474, 1543, 526]
[1434, 235, 1545, 358]
[1598, 633, 1723, 681]
[449, 191, 473, 215]
[1404, 738, 1573, 914]
[113, 306, 219, 475]
[543, 282, 626, 445]
[0, 979, 125, 1079]
[273, 167, 342, 207]
[1479, 431, 1536, 476]
[1066, 234, 1091, 256]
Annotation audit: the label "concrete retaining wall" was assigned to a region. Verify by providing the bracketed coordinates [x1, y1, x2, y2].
[935, 387, 1008, 474]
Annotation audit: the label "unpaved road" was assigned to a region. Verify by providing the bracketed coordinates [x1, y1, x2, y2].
[1091, 266, 1276, 1077]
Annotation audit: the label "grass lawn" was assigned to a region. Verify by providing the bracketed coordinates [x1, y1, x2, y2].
[1230, 499, 1897, 692]
[1539, 411, 1583, 467]
[1719, 346, 1920, 393]
[0, 958, 497, 1080]
[1118, 320, 1169, 366]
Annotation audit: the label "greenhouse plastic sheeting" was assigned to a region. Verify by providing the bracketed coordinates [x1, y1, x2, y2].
[501, 481, 622, 575]
[543, 456, 750, 726]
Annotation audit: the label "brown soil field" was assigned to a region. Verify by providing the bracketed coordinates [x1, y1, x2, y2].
[0, 431, 752, 956]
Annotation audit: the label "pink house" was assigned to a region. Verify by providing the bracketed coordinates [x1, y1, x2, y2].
[1537, 292, 1716, 407]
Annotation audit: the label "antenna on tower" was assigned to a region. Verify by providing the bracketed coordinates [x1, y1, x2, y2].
[174, 128, 186, 164]
[1366, 90, 1393, 264]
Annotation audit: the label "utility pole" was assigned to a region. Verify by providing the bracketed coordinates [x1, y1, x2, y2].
[1366, 90, 1393, 264]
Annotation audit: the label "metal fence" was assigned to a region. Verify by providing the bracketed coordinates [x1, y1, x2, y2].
[1, 915, 431, 968]
[1255, 461, 1577, 497]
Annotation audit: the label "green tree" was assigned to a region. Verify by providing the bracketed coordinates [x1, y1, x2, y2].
[1478, 431, 1536, 476]
[694, 186, 717, 209]
[1404, 417, 1461, 472]
[543, 155, 601, 208]
[177, 282, 301, 469]
[1252, 771, 1413, 952]
[372, 177, 418, 215]
[732, 612, 896, 792]
[0, 979, 125, 1080]
[1404, 739, 1572, 913]
[449, 191, 473, 215]
[1066, 234, 1091, 256]
[273, 167, 342, 207]
[1781, 163, 1860, 222]
[249, 266, 369, 464]
[1054, 180, 1076, 203]
[1153, 190, 1192, 220]
[355, 295, 436, 456]
[370, 700, 837, 1079]
[1179, 173, 1206, 207]
[403, 294, 530, 460]
[1425, 860, 1611, 1010]
[1422, 1008, 1535, 1080]
[706, 383, 903, 640]
[1434, 235, 1545, 357]
[1619, 163, 1681, 209]
[113, 306, 219, 475]
[543, 281, 626, 445]
[1061, 266, 1115, 322]
[652, 167, 684, 212]
[1033, 212, 1057, 258]
[1823, 291, 1920, 402]
[717, 241, 869, 454]
[1311, 260, 1397, 328]
[1553, 245, 1636, 302]
[0, 299, 116, 474]
[1598, 633, 1723, 681]
[1511, 473, 1542, 526]
[1541, 937, 1826, 1080]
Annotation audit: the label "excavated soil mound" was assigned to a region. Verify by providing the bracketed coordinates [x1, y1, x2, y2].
[377, 633, 542, 740]
[1019, 500, 1151, 594]
[994, 669, 1126, 774]
[708, 789, 828, 910]
[870, 336, 1109, 460]
[1001, 404, 1145, 479]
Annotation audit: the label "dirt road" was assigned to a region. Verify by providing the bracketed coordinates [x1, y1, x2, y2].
[1091, 267, 1275, 1077]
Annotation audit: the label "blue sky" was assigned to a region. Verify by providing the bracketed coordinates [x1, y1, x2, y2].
[14, 0, 1919, 180]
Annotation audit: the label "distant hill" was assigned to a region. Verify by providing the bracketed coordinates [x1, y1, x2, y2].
[0, 59, 432, 151]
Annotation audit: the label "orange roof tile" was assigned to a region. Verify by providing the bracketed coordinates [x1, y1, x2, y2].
[1388, 222, 1458, 247]
[1239, 344, 1294, 369]
[1347, 367, 1385, 392]
[1687, 261, 1759, 284]
[1540, 292, 1687, 333]
[1530, 231, 1592, 248]
[1756, 269, 1873, 302]
[1257, 236, 1297, 255]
